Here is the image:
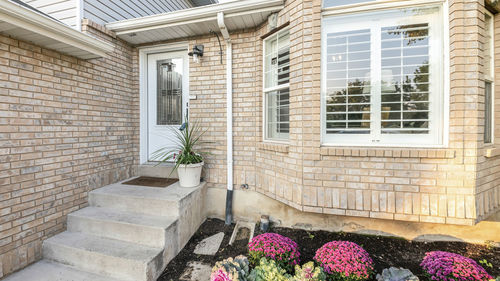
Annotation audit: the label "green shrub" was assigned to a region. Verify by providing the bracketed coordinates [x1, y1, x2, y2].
[249, 258, 290, 281]
[290, 262, 327, 281]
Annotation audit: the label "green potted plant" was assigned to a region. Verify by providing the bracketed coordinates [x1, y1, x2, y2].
[151, 117, 205, 187]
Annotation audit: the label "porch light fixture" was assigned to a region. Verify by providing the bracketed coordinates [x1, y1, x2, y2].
[188, 45, 204, 63]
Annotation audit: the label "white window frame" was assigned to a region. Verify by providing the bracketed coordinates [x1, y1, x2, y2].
[263, 29, 290, 142]
[321, 3, 448, 147]
[323, 0, 446, 15]
[484, 10, 495, 144]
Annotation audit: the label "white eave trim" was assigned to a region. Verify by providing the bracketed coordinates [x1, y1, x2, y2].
[106, 0, 284, 35]
[0, 0, 114, 59]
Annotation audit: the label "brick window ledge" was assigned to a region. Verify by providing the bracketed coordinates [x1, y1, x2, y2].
[258, 142, 289, 153]
[320, 147, 455, 159]
[485, 147, 500, 158]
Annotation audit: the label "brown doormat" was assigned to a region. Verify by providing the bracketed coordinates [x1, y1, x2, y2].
[122, 177, 178, 188]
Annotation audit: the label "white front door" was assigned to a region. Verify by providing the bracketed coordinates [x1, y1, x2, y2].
[147, 51, 189, 161]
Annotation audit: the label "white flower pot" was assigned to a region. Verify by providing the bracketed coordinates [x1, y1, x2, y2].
[177, 162, 204, 187]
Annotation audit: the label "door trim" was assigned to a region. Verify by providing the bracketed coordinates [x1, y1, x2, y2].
[139, 43, 189, 164]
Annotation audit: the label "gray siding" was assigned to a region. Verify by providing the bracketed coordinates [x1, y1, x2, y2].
[191, 0, 217, 6]
[22, 0, 79, 28]
[83, 0, 194, 26]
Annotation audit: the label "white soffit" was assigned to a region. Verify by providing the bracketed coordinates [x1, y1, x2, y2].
[0, 0, 114, 59]
[106, 0, 284, 45]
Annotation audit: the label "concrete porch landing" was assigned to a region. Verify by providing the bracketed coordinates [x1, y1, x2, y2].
[4, 178, 206, 281]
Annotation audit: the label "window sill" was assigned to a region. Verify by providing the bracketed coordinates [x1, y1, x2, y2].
[320, 147, 455, 159]
[258, 142, 289, 153]
[485, 147, 500, 158]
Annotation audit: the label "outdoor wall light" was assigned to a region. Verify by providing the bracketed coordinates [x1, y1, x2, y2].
[188, 45, 204, 63]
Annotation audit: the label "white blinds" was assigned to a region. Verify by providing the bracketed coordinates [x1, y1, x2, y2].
[322, 5, 444, 146]
[325, 29, 371, 134]
[264, 29, 290, 141]
[380, 24, 430, 134]
[265, 31, 290, 89]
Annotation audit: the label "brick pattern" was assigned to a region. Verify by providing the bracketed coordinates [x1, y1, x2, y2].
[187, 0, 498, 226]
[187, 35, 229, 188]
[0, 21, 139, 277]
[257, 143, 289, 153]
[253, 0, 309, 209]
[2, 0, 500, 278]
[297, 0, 485, 225]
[476, 1, 500, 220]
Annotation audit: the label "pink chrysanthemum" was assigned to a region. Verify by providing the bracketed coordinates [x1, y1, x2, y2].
[248, 233, 300, 272]
[314, 241, 374, 281]
[421, 251, 493, 281]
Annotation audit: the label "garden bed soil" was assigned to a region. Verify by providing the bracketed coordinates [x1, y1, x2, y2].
[157, 218, 500, 281]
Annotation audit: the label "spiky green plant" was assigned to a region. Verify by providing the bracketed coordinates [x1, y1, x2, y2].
[150, 115, 206, 173]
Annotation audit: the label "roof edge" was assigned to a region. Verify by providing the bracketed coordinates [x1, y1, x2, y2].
[0, 0, 115, 59]
[106, 0, 284, 34]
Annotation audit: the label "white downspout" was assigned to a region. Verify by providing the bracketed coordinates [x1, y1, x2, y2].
[218, 12, 233, 225]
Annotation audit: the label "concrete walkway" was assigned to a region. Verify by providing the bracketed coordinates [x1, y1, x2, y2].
[4, 179, 206, 281]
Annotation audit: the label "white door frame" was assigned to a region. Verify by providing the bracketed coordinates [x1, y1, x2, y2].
[139, 42, 189, 164]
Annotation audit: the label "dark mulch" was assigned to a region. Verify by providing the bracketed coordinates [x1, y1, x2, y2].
[122, 177, 178, 187]
[158, 218, 500, 281]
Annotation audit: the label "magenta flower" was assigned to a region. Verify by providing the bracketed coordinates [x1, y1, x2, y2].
[248, 233, 300, 272]
[421, 251, 493, 281]
[314, 241, 374, 281]
[210, 269, 231, 281]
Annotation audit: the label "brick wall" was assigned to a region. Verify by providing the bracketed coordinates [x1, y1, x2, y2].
[186, 0, 500, 226]
[0, 21, 139, 278]
[476, 1, 500, 220]
[2, 0, 500, 278]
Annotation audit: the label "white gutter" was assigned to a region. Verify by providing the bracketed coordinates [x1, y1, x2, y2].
[0, 0, 114, 58]
[218, 12, 233, 224]
[106, 0, 284, 35]
[219, 12, 232, 193]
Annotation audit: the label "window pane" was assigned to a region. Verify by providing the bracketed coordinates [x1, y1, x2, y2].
[264, 30, 290, 141]
[484, 13, 494, 143]
[381, 24, 430, 134]
[485, 13, 494, 79]
[322, 6, 443, 144]
[266, 88, 290, 140]
[326, 29, 371, 134]
[323, 0, 375, 8]
[265, 30, 290, 89]
[157, 59, 182, 125]
[485, 82, 493, 143]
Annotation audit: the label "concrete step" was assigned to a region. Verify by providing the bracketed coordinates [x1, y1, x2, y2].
[67, 207, 178, 248]
[43, 232, 164, 281]
[88, 181, 199, 217]
[139, 163, 178, 178]
[2, 260, 122, 281]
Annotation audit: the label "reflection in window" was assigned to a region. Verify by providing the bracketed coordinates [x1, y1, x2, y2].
[381, 24, 430, 134]
[264, 29, 290, 141]
[267, 89, 290, 138]
[322, 5, 444, 145]
[325, 29, 371, 134]
[484, 12, 494, 143]
[157, 60, 182, 125]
